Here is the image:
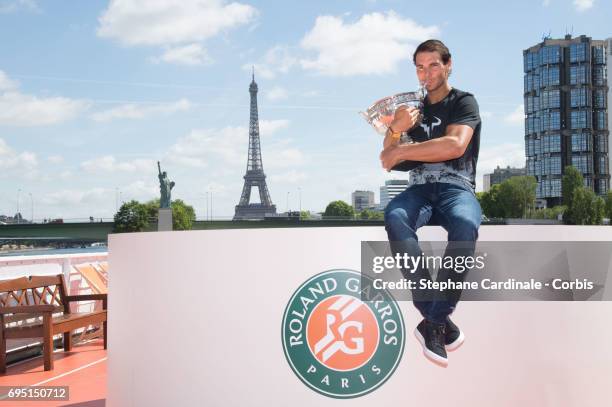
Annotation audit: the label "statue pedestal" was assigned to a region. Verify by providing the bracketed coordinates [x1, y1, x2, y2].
[157, 208, 172, 231]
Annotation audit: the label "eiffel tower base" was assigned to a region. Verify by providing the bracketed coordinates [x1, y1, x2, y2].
[233, 204, 277, 220]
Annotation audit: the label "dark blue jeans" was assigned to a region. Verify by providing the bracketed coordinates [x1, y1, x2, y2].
[384, 182, 482, 324]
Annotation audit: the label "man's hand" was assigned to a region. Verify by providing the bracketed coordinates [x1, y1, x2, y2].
[390, 106, 420, 133]
[380, 145, 403, 172]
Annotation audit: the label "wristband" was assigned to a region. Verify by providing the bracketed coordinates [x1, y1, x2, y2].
[388, 126, 401, 140]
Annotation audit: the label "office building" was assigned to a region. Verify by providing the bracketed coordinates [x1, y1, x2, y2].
[523, 35, 609, 207]
[482, 166, 527, 192]
[351, 190, 375, 211]
[379, 179, 409, 209]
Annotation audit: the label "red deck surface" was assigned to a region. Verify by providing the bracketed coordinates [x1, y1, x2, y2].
[0, 339, 106, 406]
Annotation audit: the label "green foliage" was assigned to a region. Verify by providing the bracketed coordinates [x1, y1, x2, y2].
[562, 166, 583, 208]
[498, 176, 536, 218]
[568, 187, 605, 225]
[300, 210, 311, 220]
[478, 184, 503, 218]
[323, 201, 355, 219]
[359, 209, 384, 220]
[560, 166, 606, 225]
[479, 176, 536, 218]
[113, 198, 196, 232]
[605, 192, 612, 220]
[526, 205, 566, 220]
[144, 199, 160, 222]
[113, 200, 149, 233]
[172, 199, 196, 230]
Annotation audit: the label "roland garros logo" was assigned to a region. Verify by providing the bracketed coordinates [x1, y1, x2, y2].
[281, 269, 405, 398]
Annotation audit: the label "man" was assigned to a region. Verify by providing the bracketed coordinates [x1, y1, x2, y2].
[380, 39, 482, 367]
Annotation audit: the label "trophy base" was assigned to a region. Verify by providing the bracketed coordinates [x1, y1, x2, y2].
[391, 160, 422, 172]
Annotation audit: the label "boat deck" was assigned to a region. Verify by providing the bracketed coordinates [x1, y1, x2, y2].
[0, 339, 106, 406]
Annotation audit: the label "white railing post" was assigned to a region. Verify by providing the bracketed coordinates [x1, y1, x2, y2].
[62, 257, 72, 292]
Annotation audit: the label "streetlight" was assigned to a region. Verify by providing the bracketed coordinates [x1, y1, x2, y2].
[115, 187, 119, 212]
[29, 192, 33, 223]
[17, 188, 21, 224]
[298, 187, 302, 215]
[210, 187, 213, 221]
[286, 191, 290, 214]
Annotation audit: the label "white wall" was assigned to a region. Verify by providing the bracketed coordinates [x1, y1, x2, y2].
[108, 226, 612, 407]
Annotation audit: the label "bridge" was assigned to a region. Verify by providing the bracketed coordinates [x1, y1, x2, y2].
[0, 219, 394, 244]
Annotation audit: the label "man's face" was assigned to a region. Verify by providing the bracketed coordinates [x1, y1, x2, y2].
[415, 51, 451, 93]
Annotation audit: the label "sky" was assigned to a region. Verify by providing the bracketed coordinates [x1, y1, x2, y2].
[0, 0, 610, 220]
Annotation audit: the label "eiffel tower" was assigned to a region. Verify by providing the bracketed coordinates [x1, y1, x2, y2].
[233, 70, 276, 220]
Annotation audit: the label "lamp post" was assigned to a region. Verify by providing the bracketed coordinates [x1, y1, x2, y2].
[17, 188, 21, 224]
[29, 192, 33, 223]
[298, 187, 302, 216]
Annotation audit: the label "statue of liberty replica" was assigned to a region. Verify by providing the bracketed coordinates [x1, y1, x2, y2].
[157, 161, 175, 231]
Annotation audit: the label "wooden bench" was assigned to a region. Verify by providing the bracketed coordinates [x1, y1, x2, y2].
[0, 274, 107, 373]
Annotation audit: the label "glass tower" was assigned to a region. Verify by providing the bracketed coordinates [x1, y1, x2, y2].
[523, 35, 609, 207]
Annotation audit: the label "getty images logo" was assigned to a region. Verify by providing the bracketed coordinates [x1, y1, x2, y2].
[281, 270, 405, 398]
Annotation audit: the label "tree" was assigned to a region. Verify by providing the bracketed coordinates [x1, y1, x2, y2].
[323, 201, 354, 219]
[478, 184, 503, 218]
[172, 199, 196, 230]
[359, 209, 384, 220]
[562, 166, 583, 205]
[570, 187, 605, 225]
[299, 210, 311, 220]
[496, 176, 536, 218]
[113, 200, 149, 233]
[144, 199, 161, 222]
[143, 198, 195, 230]
[561, 166, 585, 224]
[605, 192, 612, 220]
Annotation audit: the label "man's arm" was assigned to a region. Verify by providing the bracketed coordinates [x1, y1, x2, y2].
[380, 124, 473, 170]
[383, 127, 401, 150]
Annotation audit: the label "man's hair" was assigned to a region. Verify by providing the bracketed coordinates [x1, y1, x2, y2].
[413, 39, 451, 65]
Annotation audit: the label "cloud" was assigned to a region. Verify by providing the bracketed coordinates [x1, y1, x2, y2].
[167, 120, 292, 169]
[573, 0, 594, 11]
[259, 119, 290, 135]
[269, 170, 308, 184]
[0, 0, 40, 13]
[153, 43, 212, 66]
[41, 187, 110, 207]
[243, 45, 298, 79]
[80, 155, 156, 173]
[97, 0, 258, 46]
[265, 148, 306, 169]
[168, 126, 245, 169]
[265, 86, 289, 101]
[0, 92, 88, 126]
[299, 11, 439, 76]
[0, 70, 17, 90]
[0, 71, 88, 126]
[47, 155, 64, 164]
[91, 98, 191, 122]
[503, 104, 524, 125]
[0, 138, 38, 177]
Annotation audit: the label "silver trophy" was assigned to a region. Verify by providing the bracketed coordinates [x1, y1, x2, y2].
[360, 85, 426, 144]
[361, 85, 426, 171]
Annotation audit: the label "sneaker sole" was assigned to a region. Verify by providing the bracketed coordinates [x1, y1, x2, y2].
[413, 327, 448, 367]
[445, 330, 465, 352]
